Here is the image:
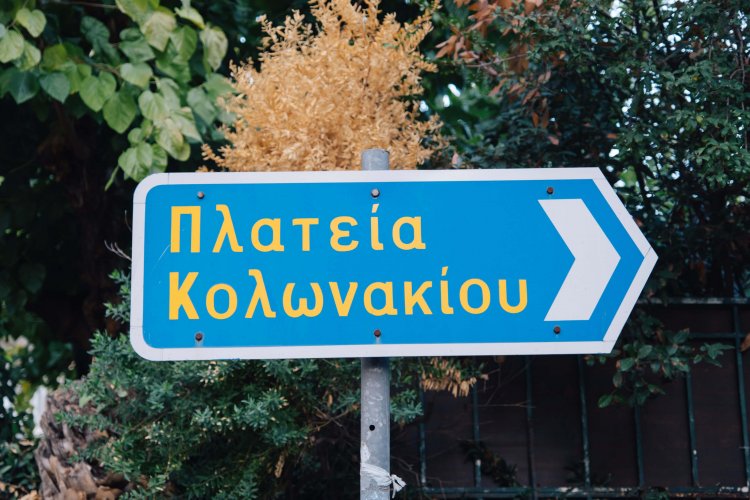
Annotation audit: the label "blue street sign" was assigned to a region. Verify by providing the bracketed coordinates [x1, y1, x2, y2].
[130, 169, 656, 360]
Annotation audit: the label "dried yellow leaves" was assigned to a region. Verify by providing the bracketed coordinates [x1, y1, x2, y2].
[203, 0, 443, 171]
[421, 358, 488, 398]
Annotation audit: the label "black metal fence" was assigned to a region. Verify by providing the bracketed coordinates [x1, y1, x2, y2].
[394, 299, 750, 498]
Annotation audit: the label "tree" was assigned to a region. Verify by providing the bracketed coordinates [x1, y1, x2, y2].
[204, 0, 444, 171]
[0, 0, 234, 494]
[429, 0, 745, 404]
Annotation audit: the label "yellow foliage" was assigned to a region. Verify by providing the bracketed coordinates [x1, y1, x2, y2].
[421, 357, 488, 398]
[203, 0, 444, 171]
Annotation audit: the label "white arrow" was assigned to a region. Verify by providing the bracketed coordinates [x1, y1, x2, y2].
[539, 199, 621, 321]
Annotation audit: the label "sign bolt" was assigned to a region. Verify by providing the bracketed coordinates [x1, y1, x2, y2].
[546, 186, 554, 195]
[371, 188, 380, 198]
[373, 329, 382, 338]
[197, 191, 205, 199]
[195, 332, 204, 342]
[553, 326, 561, 334]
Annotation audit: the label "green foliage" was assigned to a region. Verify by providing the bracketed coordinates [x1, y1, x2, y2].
[590, 311, 732, 408]
[0, 0, 302, 447]
[0, 0, 233, 184]
[104, 270, 131, 324]
[61, 270, 428, 498]
[0, 0, 233, 493]
[0, 438, 38, 497]
[430, 0, 747, 406]
[433, 0, 750, 296]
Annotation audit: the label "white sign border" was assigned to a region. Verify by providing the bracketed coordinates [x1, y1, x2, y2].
[130, 168, 656, 361]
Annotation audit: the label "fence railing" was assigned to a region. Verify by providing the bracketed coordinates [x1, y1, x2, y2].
[411, 299, 750, 498]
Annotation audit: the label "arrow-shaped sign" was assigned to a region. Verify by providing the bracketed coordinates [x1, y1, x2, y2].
[130, 168, 656, 361]
[540, 199, 621, 322]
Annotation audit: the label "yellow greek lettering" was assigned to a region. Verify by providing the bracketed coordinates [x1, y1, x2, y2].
[364, 282, 398, 316]
[404, 281, 433, 315]
[212, 205, 243, 253]
[440, 266, 454, 314]
[330, 216, 359, 252]
[370, 204, 383, 251]
[251, 218, 285, 252]
[283, 283, 324, 318]
[329, 282, 358, 317]
[292, 218, 319, 252]
[245, 269, 277, 318]
[206, 283, 237, 319]
[171, 206, 200, 253]
[460, 279, 491, 314]
[499, 279, 528, 313]
[169, 272, 199, 319]
[392, 216, 426, 250]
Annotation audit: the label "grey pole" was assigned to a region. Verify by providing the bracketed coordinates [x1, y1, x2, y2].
[360, 149, 392, 500]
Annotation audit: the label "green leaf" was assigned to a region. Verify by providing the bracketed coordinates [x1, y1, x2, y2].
[199, 25, 227, 71]
[135, 141, 153, 169]
[151, 143, 168, 170]
[121, 147, 142, 179]
[175, 1, 205, 29]
[42, 44, 74, 72]
[597, 394, 613, 408]
[63, 64, 92, 94]
[157, 78, 181, 108]
[117, 142, 158, 181]
[61, 42, 87, 60]
[116, 0, 151, 24]
[119, 62, 152, 89]
[0, 30, 25, 64]
[673, 330, 689, 344]
[81, 16, 110, 50]
[119, 30, 155, 63]
[174, 108, 201, 141]
[81, 21, 119, 63]
[6, 69, 39, 104]
[203, 73, 233, 100]
[0, 23, 6, 39]
[127, 127, 145, 144]
[120, 27, 143, 42]
[78, 393, 93, 408]
[187, 87, 217, 123]
[155, 50, 191, 83]
[705, 343, 731, 360]
[619, 358, 635, 372]
[80, 73, 117, 112]
[39, 72, 70, 103]
[15, 8, 46, 38]
[637, 344, 653, 359]
[117, 146, 137, 177]
[19, 263, 45, 293]
[103, 91, 138, 133]
[16, 41, 40, 71]
[138, 90, 169, 122]
[157, 119, 189, 160]
[142, 10, 176, 51]
[170, 26, 198, 63]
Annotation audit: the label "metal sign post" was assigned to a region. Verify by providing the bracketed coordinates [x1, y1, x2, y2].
[359, 149, 393, 500]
